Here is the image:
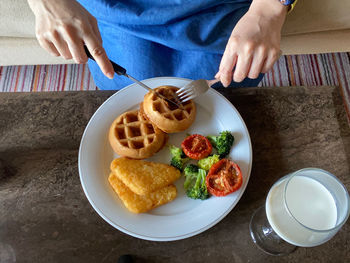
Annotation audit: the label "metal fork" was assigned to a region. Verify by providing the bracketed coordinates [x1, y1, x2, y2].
[176, 79, 219, 103]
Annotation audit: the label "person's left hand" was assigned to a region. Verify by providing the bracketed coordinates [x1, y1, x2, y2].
[216, 0, 288, 87]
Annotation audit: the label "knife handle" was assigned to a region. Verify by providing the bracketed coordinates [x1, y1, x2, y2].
[84, 45, 126, 76]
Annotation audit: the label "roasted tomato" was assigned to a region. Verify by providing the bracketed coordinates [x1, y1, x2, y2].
[206, 159, 242, 196]
[181, 134, 212, 160]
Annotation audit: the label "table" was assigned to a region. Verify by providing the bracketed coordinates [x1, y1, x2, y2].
[0, 86, 349, 263]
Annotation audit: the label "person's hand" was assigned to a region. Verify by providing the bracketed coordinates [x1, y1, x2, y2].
[216, 0, 287, 87]
[27, 0, 114, 79]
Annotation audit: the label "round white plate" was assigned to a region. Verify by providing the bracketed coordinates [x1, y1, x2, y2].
[79, 77, 252, 241]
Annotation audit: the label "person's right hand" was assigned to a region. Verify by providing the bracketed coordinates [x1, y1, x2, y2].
[27, 0, 114, 79]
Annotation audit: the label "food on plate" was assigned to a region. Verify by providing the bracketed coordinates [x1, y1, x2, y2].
[108, 173, 177, 213]
[206, 159, 242, 197]
[198, 154, 220, 171]
[181, 134, 212, 160]
[110, 157, 181, 195]
[109, 110, 167, 159]
[139, 101, 148, 120]
[207, 131, 234, 158]
[183, 164, 209, 200]
[142, 85, 196, 133]
[169, 131, 239, 199]
[169, 145, 189, 171]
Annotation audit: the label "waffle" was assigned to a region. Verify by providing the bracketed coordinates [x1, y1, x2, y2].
[108, 110, 167, 159]
[142, 85, 196, 133]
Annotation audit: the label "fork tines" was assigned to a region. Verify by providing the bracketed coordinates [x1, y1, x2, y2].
[176, 85, 195, 103]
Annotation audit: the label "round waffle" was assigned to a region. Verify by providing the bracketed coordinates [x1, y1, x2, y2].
[142, 85, 196, 133]
[109, 110, 167, 159]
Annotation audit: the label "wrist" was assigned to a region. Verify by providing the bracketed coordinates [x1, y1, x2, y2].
[27, 0, 46, 12]
[249, 0, 288, 20]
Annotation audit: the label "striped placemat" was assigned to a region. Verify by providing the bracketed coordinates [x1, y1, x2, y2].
[0, 52, 349, 119]
[0, 64, 96, 92]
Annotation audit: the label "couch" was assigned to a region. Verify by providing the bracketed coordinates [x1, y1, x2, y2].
[1, 0, 350, 66]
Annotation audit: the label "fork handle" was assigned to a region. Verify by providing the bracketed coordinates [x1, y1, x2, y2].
[84, 45, 126, 76]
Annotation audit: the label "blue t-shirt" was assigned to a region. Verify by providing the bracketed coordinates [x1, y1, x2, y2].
[77, 0, 262, 89]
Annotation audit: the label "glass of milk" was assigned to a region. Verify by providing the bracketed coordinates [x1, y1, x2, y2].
[249, 168, 349, 255]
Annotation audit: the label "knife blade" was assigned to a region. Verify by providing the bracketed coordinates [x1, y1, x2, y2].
[125, 74, 184, 109]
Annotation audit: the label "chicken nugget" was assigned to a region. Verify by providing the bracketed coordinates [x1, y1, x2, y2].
[108, 173, 177, 213]
[110, 157, 181, 195]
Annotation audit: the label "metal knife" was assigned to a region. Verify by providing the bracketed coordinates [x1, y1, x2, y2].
[84, 46, 183, 108]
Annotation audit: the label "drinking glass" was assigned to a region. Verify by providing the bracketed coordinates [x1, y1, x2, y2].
[249, 168, 350, 255]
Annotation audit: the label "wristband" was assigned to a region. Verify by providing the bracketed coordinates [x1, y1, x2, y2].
[280, 0, 298, 13]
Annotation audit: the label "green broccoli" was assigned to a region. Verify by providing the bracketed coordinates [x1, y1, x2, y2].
[207, 131, 234, 158]
[183, 164, 209, 200]
[198, 154, 220, 171]
[183, 164, 199, 188]
[169, 145, 188, 171]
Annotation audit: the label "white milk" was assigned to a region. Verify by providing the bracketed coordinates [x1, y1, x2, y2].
[266, 175, 338, 247]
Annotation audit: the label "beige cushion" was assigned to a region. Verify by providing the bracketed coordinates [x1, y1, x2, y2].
[0, 0, 35, 38]
[282, 0, 350, 35]
[281, 29, 350, 55]
[0, 37, 73, 65]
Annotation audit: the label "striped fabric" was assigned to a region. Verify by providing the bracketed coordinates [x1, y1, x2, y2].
[260, 53, 350, 88]
[259, 53, 350, 119]
[0, 64, 96, 92]
[0, 53, 349, 118]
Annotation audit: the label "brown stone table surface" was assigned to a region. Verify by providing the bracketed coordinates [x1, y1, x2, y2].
[0, 86, 349, 263]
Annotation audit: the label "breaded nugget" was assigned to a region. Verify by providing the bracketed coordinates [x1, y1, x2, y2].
[110, 157, 181, 195]
[108, 173, 177, 213]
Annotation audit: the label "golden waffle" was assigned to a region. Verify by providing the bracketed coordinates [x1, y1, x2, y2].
[108, 172, 177, 214]
[142, 85, 196, 133]
[109, 110, 167, 159]
[110, 157, 181, 195]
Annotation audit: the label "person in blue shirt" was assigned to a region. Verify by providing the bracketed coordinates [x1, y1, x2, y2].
[27, 0, 290, 89]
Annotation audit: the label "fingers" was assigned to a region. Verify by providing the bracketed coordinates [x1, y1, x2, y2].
[233, 44, 254, 83]
[216, 44, 280, 86]
[217, 38, 238, 87]
[49, 31, 72, 60]
[68, 41, 88, 64]
[37, 37, 60, 57]
[39, 20, 114, 79]
[84, 34, 114, 79]
[262, 49, 281, 73]
[216, 38, 265, 86]
[84, 18, 115, 79]
[31, 0, 113, 79]
[248, 47, 267, 79]
[90, 16, 103, 44]
[218, 54, 237, 87]
[62, 24, 88, 64]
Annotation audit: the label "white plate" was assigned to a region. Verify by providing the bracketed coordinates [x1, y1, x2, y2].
[78, 77, 252, 241]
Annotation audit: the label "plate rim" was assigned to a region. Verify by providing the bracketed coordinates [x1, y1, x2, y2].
[78, 76, 253, 241]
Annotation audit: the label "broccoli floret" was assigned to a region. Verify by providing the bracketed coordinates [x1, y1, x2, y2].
[183, 164, 199, 188]
[207, 131, 234, 158]
[183, 164, 209, 200]
[169, 145, 188, 171]
[198, 154, 220, 171]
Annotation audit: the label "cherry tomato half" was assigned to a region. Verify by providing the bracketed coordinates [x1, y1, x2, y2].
[181, 134, 212, 160]
[206, 159, 242, 197]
